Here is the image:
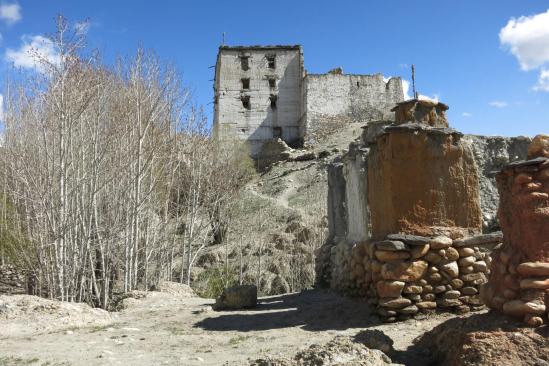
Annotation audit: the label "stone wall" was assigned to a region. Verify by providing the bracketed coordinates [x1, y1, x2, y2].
[0, 264, 26, 295]
[348, 233, 499, 321]
[304, 74, 403, 143]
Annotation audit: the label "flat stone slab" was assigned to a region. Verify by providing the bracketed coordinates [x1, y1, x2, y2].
[386, 234, 431, 246]
[374, 240, 408, 251]
[384, 123, 463, 137]
[507, 157, 548, 168]
[453, 232, 503, 247]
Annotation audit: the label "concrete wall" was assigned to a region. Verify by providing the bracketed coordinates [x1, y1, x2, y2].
[304, 74, 404, 141]
[343, 143, 371, 242]
[213, 46, 304, 156]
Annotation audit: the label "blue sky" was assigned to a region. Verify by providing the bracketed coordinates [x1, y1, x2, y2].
[0, 0, 548, 137]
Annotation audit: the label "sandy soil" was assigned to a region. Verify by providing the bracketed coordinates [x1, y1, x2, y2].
[0, 287, 474, 366]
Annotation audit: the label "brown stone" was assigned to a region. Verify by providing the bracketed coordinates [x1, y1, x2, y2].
[424, 251, 444, 264]
[527, 134, 549, 159]
[422, 293, 436, 301]
[516, 262, 549, 276]
[519, 278, 549, 289]
[416, 301, 437, 309]
[472, 261, 487, 273]
[440, 261, 459, 278]
[450, 278, 464, 289]
[502, 300, 546, 316]
[460, 286, 478, 295]
[430, 236, 453, 249]
[458, 247, 474, 257]
[445, 247, 460, 261]
[411, 244, 430, 259]
[379, 297, 412, 309]
[375, 250, 411, 262]
[403, 285, 423, 294]
[458, 256, 476, 267]
[376, 280, 405, 298]
[380, 260, 428, 282]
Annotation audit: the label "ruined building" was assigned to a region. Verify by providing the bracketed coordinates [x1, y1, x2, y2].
[317, 99, 511, 321]
[481, 135, 549, 326]
[212, 45, 404, 156]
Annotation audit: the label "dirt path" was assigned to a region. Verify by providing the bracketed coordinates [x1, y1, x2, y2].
[0, 289, 471, 366]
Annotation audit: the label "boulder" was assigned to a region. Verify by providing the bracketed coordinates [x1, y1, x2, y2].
[213, 285, 257, 311]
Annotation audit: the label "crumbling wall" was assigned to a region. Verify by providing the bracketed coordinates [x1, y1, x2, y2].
[304, 74, 403, 143]
[367, 126, 482, 239]
[343, 143, 370, 242]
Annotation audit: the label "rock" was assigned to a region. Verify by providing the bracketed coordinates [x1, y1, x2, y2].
[380, 260, 428, 282]
[458, 256, 476, 267]
[430, 236, 453, 249]
[411, 244, 430, 259]
[445, 247, 460, 261]
[416, 301, 437, 310]
[375, 240, 408, 251]
[453, 232, 503, 247]
[398, 305, 419, 314]
[386, 234, 431, 246]
[427, 273, 442, 283]
[457, 247, 475, 257]
[376, 280, 405, 298]
[461, 286, 478, 295]
[519, 278, 549, 289]
[424, 251, 444, 264]
[422, 293, 436, 301]
[440, 261, 459, 278]
[403, 285, 423, 294]
[213, 285, 257, 311]
[443, 290, 461, 299]
[437, 298, 461, 307]
[516, 262, 549, 276]
[460, 272, 486, 282]
[527, 134, 549, 159]
[502, 300, 546, 316]
[375, 250, 410, 262]
[378, 297, 412, 309]
[472, 261, 487, 273]
[433, 285, 446, 294]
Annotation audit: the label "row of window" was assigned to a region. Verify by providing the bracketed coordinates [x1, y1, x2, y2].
[241, 77, 276, 90]
[240, 54, 276, 71]
[240, 95, 277, 110]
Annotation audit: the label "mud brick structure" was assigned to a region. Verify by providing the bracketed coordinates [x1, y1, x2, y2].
[318, 99, 506, 322]
[481, 134, 549, 326]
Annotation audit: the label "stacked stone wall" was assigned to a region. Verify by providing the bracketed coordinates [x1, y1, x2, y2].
[0, 264, 26, 295]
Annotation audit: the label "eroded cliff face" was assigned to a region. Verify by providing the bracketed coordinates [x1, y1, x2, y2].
[367, 126, 482, 239]
[464, 135, 531, 231]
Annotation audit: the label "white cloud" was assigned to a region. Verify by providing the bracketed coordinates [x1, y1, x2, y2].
[418, 94, 439, 103]
[533, 68, 549, 92]
[500, 9, 549, 71]
[401, 79, 439, 102]
[500, 9, 549, 93]
[489, 101, 508, 108]
[462, 112, 472, 117]
[401, 79, 412, 100]
[5, 35, 61, 73]
[0, 3, 21, 25]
